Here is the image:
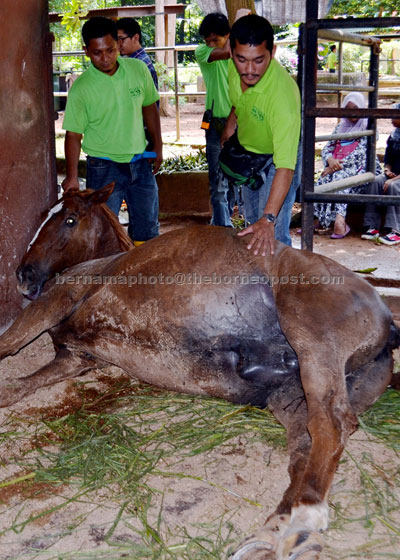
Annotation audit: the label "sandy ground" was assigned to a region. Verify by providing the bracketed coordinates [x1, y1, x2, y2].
[0, 334, 399, 560]
[1, 100, 399, 559]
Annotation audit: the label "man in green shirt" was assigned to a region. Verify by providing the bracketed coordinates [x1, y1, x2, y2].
[62, 17, 162, 246]
[327, 45, 337, 73]
[221, 14, 301, 255]
[196, 13, 233, 227]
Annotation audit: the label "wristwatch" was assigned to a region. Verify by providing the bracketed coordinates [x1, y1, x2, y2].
[263, 213, 277, 225]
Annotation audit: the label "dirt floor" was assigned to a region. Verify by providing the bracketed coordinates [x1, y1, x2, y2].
[1, 101, 399, 559]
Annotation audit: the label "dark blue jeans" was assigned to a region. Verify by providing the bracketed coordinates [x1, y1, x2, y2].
[232, 142, 302, 246]
[86, 156, 159, 242]
[205, 122, 233, 227]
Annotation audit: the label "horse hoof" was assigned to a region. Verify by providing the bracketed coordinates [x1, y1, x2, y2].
[230, 537, 275, 560]
[229, 515, 291, 560]
[277, 530, 324, 560]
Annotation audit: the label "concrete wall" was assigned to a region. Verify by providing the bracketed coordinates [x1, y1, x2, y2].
[0, 0, 57, 331]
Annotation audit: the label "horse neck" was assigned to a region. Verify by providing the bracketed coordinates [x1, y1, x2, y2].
[97, 205, 134, 255]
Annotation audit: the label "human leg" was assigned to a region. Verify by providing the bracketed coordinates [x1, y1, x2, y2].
[86, 157, 125, 217]
[382, 178, 400, 231]
[274, 143, 303, 246]
[363, 174, 386, 230]
[124, 159, 159, 242]
[206, 124, 232, 227]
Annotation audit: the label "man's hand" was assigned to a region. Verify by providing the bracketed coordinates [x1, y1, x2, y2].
[61, 176, 80, 192]
[384, 167, 395, 178]
[148, 150, 163, 174]
[237, 218, 276, 256]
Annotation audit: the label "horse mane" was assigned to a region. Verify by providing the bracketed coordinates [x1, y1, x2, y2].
[99, 204, 135, 252]
[62, 189, 135, 252]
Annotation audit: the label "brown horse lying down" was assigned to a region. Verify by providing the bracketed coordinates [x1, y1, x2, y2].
[1, 186, 399, 559]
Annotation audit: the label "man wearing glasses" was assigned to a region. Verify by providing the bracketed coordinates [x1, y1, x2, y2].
[117, 17, 158, 91]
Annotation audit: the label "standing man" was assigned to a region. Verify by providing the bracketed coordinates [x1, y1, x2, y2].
[62, 17, 162, 247]
[196, 13, 233, 227]
[221, 14, 301, 255]
[117, 17, 158, 90]
[326, 45, 337, 73]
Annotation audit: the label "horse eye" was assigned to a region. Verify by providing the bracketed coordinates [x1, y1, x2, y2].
[65, 217, 76, 227]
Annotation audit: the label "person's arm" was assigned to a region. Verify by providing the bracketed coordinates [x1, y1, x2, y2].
[61, 131, 83, 192]
[142, 102, 163, 174]
[220, 107, 237, 146]
[383, 173, 400, 192]
[237, 168, 294, 256]
[208, 40, 231, 62]
[383, 163, 395, 178]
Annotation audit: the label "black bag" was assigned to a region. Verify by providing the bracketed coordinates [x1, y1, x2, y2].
[218, 131, 273, 191]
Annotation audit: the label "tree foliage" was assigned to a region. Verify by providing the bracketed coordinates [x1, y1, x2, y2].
[328, 0, 399, 18]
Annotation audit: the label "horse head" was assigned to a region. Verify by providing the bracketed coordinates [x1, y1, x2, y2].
[16, 183, 133, 300]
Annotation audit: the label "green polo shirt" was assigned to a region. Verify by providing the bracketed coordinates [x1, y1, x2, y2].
[195, 44, 231, 118]
[63, 57, 159, 162]
[327, 51, 337, 70]
[228, 58, 300, 169]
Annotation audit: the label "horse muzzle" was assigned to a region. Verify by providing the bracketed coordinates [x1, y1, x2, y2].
[16, 263, 47, 300]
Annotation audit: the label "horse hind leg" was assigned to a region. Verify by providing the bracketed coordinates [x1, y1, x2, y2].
[0, 348, 96, 407]
[231, 382, 326, 560]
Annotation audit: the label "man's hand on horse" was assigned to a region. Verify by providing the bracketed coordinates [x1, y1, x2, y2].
[238, 218, 276, 256]
[61, 177, 80, 192]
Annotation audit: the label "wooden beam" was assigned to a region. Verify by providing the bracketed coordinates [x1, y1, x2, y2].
[48, 4, 185, 23]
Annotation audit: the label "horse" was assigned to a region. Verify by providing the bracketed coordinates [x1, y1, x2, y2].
[16, 183, 133, 300]
[2, 185, 399, 560]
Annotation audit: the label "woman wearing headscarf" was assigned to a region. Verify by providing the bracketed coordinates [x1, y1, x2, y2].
[362, 102, 400, 246]
[314, 92, 382, 238]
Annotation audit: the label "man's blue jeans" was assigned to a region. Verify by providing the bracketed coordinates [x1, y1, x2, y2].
[206, 123, 233, 227]
[86, 156, 159, 242]
[236, 144, 302, 246]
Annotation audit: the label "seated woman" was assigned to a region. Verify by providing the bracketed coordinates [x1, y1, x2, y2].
[362, 103, 400, 246]
[314, 92, 382, 239]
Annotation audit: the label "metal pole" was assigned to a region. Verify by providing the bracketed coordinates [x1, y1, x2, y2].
[174, 48, 180, 141]
[367, 41, 380, 175]
[300, 0, 319, 251]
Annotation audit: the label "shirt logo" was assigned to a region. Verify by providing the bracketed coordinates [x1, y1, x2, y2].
[251, 107, 264, 121]
[129, 87, 142, 97]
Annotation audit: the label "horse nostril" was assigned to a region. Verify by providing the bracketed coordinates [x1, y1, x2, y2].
[16, 264, 37, 284]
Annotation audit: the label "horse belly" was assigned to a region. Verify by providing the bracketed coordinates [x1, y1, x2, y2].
[53, 281, 300, 406]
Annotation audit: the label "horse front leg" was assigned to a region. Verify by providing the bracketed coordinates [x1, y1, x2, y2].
[0, 289, 79, 360]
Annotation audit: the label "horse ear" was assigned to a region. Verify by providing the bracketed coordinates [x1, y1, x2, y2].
[88, 183, 115, 206]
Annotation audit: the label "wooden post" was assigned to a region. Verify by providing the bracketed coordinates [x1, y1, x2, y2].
[0, 0, 57, 330]
[155, 0, 166, 64]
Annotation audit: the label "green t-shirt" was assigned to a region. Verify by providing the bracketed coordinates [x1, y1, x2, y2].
[195, 44, 231, 118]
[327, 51, 337, 70]
[63, 57, 160, 162]
[228, 58, 300, 170]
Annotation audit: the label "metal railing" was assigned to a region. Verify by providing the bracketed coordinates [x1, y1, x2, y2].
[299, 0, 400, 251]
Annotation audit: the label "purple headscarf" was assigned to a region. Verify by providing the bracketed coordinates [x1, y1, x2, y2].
[337, 92, 368, 134]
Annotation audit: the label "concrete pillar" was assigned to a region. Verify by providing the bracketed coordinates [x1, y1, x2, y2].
[0, 0, 57, 331]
